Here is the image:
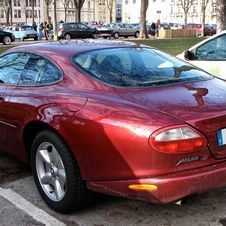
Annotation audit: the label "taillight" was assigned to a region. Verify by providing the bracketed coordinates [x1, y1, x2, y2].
[59, 28, 65, 33]
[149, 126, 207, 154]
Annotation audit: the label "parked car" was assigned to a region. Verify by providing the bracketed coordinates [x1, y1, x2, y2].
[177, 31, 226, 79]
[179, 23, 216, 36]
[2, 40, 226, 213]
[11, 25, 38, 41]
[98, 23, 140, 39]
[58, 22, 97, 39]
[0, 29, 15, 45]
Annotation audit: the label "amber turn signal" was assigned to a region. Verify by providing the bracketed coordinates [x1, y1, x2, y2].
[128, 184, 158, 191]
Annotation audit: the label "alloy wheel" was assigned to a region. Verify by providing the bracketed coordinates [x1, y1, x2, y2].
[35, 142, 66, 202]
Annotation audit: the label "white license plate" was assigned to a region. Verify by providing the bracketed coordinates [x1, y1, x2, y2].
[217, 128, 226, 146]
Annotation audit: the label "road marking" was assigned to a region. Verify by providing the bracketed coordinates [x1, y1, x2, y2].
[0, 187, 66, 226]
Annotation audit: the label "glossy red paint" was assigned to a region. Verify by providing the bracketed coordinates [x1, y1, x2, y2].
[2, 40, 226, 205]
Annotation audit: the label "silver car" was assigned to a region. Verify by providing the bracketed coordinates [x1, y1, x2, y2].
[98, 23, 140, 39]
[12, 25, 38, 41]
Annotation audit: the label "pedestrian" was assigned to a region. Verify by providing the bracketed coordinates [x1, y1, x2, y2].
[43, 21, 48, 40]
[150, 22, 156, 36]
[32, 21, 37, 31]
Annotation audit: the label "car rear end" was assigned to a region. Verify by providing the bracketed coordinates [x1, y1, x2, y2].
[73, 45, 226, 203]
[58, 23, 68, 39]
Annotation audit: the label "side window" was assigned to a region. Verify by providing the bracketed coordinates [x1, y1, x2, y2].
[69, 24, 77, 29]
[196, 34, 226, 60]
[0, 53, 29, 85]
[78, 24, 88, 29]
[19, 54, 62, 85]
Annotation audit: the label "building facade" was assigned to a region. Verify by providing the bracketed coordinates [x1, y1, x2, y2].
[0, 0, 217, 26]
[122, 0, 217, 25]
[0, 0, 122, 25]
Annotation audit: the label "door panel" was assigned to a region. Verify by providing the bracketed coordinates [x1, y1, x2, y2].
[0, 53, 29, 152]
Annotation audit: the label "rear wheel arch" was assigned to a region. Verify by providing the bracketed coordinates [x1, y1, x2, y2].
[23, 121, 74, 163]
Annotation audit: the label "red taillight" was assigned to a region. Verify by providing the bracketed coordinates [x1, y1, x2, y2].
[149, 126, 207, 154]
[59, 28, 65, 33]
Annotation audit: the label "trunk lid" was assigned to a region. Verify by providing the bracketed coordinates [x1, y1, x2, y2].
[116, 78, 226, 160]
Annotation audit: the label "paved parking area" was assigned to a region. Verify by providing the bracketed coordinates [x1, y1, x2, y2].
[1, 150, 226, 226]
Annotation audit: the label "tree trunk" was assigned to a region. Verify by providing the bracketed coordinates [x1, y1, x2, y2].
[110, 11, 112, 23]
[46, 4, 50, 23]
[139, 0, 149, 39]
[53, 0, 58, 40]
[32, 0, 35, 24]
[5, 8, 10, 25]
[184, 11, 188, 27]
[201, 4, 206, 37]
[9, 0, 12, 25]
[217, 0, 226, 33]
[75, 8, 80, 22]
[64, 7, 67, 22]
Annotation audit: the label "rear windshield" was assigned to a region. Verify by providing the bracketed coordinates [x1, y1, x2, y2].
[72, 47, 212, 87]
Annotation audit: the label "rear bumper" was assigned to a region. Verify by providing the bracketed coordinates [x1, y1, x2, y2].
[87, 160, 226, 203]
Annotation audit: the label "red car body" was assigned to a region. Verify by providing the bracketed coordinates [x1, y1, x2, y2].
[2, 41, 226, 209]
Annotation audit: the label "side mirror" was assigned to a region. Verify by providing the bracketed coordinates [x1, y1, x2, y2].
[184, 50, 195, 60]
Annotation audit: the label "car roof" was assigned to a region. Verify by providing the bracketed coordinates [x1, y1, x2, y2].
[7, 40, 142, 58]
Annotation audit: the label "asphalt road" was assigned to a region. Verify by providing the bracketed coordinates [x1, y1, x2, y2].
[1, 150, 226, 226]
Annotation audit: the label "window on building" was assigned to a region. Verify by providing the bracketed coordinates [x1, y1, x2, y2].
[193, 5, 197, 13]
[125, 0, 128, 4]
[170, 7, 173, 14]
[99, 0, 105, 4]
[88, 1, 90, 9]
[0, 10, 4, 18]
[14, 0, 21, 6]
[133, 0, 136, 3]
[26, 0, 34, 7]
[14, 9, 21, 18]
[26, 10, 32, 18]
[212, 3, 216, 14]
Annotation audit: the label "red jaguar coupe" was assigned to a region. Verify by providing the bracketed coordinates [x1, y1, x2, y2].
[1, 40, 226, 213]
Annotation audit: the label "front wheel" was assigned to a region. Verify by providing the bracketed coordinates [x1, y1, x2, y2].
[31, 130, 92, 213]
[64, 33, 71, 40]
[113, 32, 119, 39]
[3, 36, 12, 45]
[134, 31, 139, 38]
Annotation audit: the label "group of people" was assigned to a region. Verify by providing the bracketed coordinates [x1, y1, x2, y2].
[32, 21, 55, 40]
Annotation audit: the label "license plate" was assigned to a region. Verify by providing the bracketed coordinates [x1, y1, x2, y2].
[217, 128, 226, 146]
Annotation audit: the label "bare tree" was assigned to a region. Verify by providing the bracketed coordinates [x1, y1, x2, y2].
[61, 0, 71, 22]
[53, 0, 58, 40]
[2, 0, 12, 25]
[106, 0, 113, 23]
[73, 0, 85, 22]
[201, 0, 210, 36]
[44, 0, 53, 23]
[139, 0, 149, 39]
[31, 0, 35, 24]
[216, 0, 226, 33]
[178, 0, 195, 27]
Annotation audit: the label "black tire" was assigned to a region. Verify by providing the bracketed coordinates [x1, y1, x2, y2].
[31, 130, 92, 213]
[2, 36, 12, 45]
[34, 36, 38, 41]
[113, 32, 119, 39]
[64, 33, 71, 40]
[134, 31, 139, 38]
[124, 36, 128, 38]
